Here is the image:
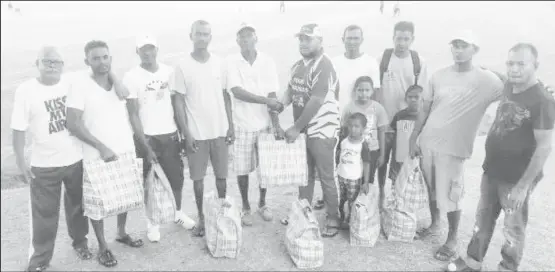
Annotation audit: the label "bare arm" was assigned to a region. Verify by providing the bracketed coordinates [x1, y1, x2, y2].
[231, 87, 272, 105]
[516, 129, 553, 189]
[171, 93, 191, 138]
[126, 98, 156, 162]
[224, 89, 234, 132]
[279, 84, 294, 111]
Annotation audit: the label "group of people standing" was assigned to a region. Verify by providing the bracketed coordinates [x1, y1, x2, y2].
[11, 17, 554, 272]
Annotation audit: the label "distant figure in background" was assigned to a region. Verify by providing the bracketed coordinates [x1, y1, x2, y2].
[380, 1, 384, 14]
[8, 1, 13, 10]
[280, 1, 285, 13]
[393, 1, 400, 17]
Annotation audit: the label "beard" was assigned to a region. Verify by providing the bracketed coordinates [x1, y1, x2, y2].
[300, 50, 318, 59]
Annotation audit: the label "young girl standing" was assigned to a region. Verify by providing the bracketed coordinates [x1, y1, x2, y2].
[341, 76, 389, 207]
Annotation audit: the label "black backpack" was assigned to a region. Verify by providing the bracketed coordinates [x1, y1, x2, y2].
[379, 48, 422, 86]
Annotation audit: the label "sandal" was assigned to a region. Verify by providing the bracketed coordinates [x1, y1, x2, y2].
[97, 249, 118, 267]
[313, 199, 325, 210]
[322, 225, 340, 238]
[191, 222, 205, 237]
[280, 216, 289, 226]
[115, 235, 144, 248]
[26, 264, 49, 272]
[74, 246, 93, 260]
[435, 245, 459, 262]
[415, 226, 440, 240]
[445, 257, 481, 272]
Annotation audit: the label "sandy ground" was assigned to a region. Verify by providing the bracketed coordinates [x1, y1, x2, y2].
[1, 1, 555, 271]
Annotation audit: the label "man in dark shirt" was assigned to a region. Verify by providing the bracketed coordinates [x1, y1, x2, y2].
[446, 43, 555, 272]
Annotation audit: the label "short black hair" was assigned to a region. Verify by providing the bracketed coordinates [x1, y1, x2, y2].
[84, 40, 109, 56]
[393, 21, 415, 35]
[405, 85, 423, 96]
[353, 76, 374, 91]
[348, 112, 368, 128]
[191, 19, 210, 34]
[343, 24, 363, 38]
[509, 43, 538, 60]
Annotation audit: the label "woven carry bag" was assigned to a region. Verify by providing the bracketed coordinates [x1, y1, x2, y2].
[381, 186, 417, 243]
[145, 163, 177, 225]
[394, 158, 429, 213]
[203, 192, 242, 258]
[257, 133, 308, 188]
[83, 152, 144, 221]
[350, 185, 381, 247]
[285, 199, 324, 269]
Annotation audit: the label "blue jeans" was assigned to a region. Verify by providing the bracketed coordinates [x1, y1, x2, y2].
[466, 173, 539, 271]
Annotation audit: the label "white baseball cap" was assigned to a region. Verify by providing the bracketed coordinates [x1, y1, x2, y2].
[237, 22, 256, 35]
[136, 35, 158, 49]
[449, 29, 479, 48]
[295, 23, 323, 38]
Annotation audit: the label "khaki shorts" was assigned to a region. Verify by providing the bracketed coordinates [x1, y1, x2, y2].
[420, 149, 465, 213]
[186, 137, 229, 181]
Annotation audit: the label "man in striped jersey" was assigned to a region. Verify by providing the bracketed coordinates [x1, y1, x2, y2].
[409, 30, 505, 262]
[276, 23, 341, 237]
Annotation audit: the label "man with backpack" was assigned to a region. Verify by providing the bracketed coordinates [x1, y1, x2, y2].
[375, 21, 428, 194]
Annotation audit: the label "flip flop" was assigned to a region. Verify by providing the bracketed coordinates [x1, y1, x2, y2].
[445, 257, 481, 272]
[313, 200, 325, 210]
[97, 250, 118, 267]
[280, 216, 289, 226]
[74, 246, 93, 260]
[322, 225, 340, 238]
[435, 245, 459, 262]
[26, 264, 49, 272]
[115, 235, 144, 248]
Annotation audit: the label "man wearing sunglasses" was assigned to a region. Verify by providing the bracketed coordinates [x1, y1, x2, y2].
[11, 46, 92, 272]
[409, 30, 505, 262]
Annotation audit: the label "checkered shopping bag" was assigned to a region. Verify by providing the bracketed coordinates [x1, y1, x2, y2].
[203, 192, 242, 258]
[83, 152, 144, 221]
[350, 184, 381, 247]
[285, 199, 324, 269]
[394, 158, 428, 213]
[145, 163, 176, 225]
[381, 185, 418, 242]
[257, 133, 308, 188]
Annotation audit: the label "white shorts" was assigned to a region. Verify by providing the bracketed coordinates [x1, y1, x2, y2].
[420, 149, 465, 213]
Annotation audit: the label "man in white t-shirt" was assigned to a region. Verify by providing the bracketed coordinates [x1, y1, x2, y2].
[171, 20, 235, 237]
[376, 21, 429, 196]
[312, 24, 381, 211]
[66, 40, 144, 268]
[333, 25, 381, 112]
[123, 35, 195, 243]
[226, 23, 283, 226]
[12, 46, 91, 272]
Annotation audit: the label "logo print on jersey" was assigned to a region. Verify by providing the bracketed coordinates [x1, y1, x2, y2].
[491, 100, 530, 136]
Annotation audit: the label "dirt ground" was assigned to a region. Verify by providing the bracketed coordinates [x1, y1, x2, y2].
[1, 1, 555, 271]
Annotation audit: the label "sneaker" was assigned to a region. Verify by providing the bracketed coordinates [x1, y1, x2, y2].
[147, 223, 160, 243]
[258, 206, 273, 221]
[175, 210, 196, 230]
[241, 210, 254, 226]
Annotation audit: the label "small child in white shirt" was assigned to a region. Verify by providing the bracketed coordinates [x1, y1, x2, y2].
[337, 112, 372, 229]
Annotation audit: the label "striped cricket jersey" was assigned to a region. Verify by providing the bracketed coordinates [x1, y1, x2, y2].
[288, 52, 340, 139]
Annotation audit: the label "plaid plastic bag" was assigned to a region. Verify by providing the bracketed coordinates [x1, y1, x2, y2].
[257, 133, 308, 188]
[285, 199, 324, 269]
[83, 152, 144, 221]
[394, 158, 428, 213]
[381, 205, 418, 242]
[144, 163, 176, 225]
[350, 185, 381, 247]
[203, 192, 242, 259]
